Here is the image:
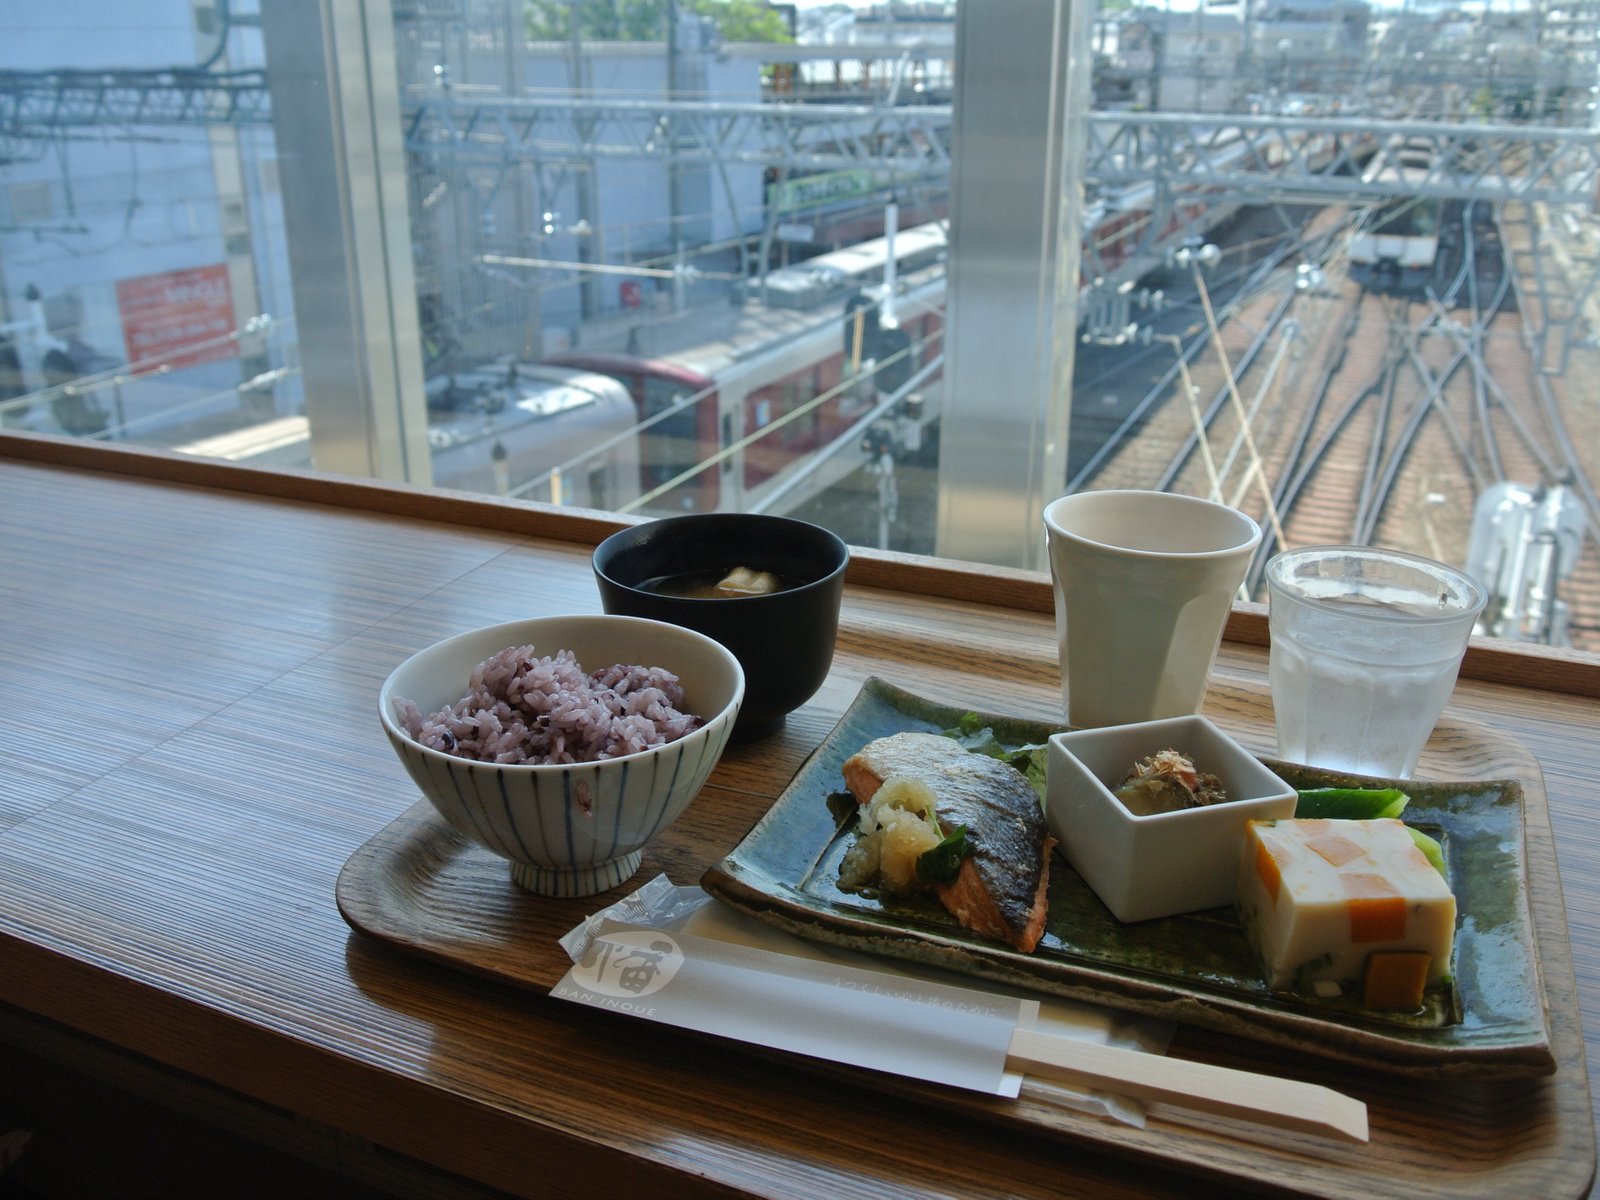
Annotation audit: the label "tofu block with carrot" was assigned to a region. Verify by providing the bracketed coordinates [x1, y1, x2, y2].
[1235, 818, 1455, 1007]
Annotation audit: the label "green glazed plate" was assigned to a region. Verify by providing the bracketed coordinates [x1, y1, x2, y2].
[701, 677, 1554, 1078]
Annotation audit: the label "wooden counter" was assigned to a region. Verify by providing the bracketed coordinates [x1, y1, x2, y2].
[2, 430, 1596, 1198]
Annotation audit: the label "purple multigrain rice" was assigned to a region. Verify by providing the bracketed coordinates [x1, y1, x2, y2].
[396, 644, 703, 765]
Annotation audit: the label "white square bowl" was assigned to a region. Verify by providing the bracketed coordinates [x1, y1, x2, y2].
[1046, 715, 1296, 923]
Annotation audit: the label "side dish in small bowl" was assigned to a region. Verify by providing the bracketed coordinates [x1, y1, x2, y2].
[1046, 715, 1297, 923]
[378, 614, 744, 897]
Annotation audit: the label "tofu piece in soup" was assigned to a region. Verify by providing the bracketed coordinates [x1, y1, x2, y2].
[1236, 818, 1456, 1000]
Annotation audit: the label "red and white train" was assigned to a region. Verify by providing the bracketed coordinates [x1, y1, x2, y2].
[538, 133, 1278, 514]
[189, 129, 1319, 517]
[542, 258, 946, 516]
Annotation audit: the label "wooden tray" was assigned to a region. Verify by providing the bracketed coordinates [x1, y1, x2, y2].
[337, 722, 1596, 1198]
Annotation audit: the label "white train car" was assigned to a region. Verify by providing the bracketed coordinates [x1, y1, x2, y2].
[178, 360, 641, 509]
[1348, 142, 1442, 293]
[755, 221, 948, 310]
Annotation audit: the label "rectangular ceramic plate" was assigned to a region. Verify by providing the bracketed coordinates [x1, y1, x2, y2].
[702, 677, 1554, 1077]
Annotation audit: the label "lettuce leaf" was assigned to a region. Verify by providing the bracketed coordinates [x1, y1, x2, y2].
[940, 714, 1049, 800]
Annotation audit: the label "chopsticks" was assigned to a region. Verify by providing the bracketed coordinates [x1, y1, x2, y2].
[1006, 1027, 1370, 1143]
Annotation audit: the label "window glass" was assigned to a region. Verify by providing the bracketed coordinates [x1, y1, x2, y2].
[1, 1, 1596, 652]
[1, 6, 290, 452]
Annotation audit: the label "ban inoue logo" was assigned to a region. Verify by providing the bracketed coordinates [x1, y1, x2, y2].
[572, 931, 684, 998]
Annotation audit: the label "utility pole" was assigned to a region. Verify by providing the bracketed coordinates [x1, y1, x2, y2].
[506, 2, 543, 356]
[569, 1, 600, 319]
[666, 0, 685, 310]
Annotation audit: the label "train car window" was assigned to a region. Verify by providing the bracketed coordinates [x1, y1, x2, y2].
[783, 379, 821, 451]
[1372, 194, 1440, 239]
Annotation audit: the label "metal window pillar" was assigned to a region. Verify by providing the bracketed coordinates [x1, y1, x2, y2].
[935, 1, 1091, 569]
[259, 0, 430, 483]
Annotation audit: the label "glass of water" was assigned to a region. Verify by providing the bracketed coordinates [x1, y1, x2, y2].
[1265, 546, 1488, 778]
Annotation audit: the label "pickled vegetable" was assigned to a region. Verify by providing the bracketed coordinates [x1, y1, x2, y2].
[1294, 787, 1409, 821]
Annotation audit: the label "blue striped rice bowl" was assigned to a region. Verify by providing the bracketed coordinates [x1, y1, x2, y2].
[379, 614, 744, 897]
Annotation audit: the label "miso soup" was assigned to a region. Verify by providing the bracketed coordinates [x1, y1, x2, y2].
[640, 566, 798, 599]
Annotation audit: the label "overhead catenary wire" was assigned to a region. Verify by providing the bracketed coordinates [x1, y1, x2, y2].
[1186, 256, 1288, 551]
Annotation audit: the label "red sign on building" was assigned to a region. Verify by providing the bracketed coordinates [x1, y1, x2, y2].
[116, 263, 238, 370]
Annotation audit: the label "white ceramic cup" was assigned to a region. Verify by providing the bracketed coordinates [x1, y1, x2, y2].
[1043, 490, 1262, 728]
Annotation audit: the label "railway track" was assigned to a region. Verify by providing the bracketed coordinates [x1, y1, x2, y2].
[1078, 195, 1600, 654]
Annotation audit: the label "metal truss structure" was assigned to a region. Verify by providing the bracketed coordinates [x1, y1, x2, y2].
[403, 92, 953, 178]
[399, 94, 1600, 208]
[0, 69, 271, 163]
[4, 66, 1595, 208]
[1085, 113, 1600, 207]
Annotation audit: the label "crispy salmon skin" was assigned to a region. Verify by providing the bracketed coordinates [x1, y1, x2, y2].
[841, 733, 1054, 952]
[841, 731, 974, 802]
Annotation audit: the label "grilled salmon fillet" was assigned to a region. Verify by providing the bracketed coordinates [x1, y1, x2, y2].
[842, 732, 1054, 952]
[841, 732, 973, 802]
